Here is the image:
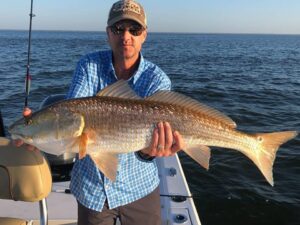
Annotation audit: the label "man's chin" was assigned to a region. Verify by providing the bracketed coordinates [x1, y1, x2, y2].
[121, 52, 136, 60]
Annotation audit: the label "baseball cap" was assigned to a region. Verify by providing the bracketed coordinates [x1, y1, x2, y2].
[107, 0, 147, 29]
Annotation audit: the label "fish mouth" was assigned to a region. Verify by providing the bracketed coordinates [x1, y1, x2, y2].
[7, 127, 16, 138]
[7, 124, 13, 133]
[7, 124, 19, 136]
[10, 134, 21, 140]
[7, 118, 23, 134]
[10, 133, 33, 144]
[8, 125, 30, 142]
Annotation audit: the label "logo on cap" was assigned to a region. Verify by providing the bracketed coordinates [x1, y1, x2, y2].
[113, 1, 141, 15]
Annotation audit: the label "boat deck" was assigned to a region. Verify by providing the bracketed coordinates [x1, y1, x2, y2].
[0, 155, 201, 225]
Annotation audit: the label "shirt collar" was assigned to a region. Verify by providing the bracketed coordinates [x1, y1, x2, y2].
[107, 50, 145, 84]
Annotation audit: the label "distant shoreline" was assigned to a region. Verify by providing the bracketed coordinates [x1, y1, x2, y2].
[1, 29, 300, 36]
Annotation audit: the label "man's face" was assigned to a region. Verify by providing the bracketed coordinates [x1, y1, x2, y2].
[107, 20, 147, 61]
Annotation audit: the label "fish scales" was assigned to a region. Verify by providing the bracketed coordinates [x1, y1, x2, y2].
[8, 80, 297, 184]
[50, 96, 253, 154]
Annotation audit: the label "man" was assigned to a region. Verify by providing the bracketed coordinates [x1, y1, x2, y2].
[68, 1, 186, 224]
[17, 0, 184, 224]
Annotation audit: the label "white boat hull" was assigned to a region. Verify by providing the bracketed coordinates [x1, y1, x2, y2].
[0, 155, 201, 225]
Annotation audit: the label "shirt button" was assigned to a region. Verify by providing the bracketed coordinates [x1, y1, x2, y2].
[105, 185, 109, 189]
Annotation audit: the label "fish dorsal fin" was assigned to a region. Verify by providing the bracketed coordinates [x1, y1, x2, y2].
[146, 91, 236, 128]
[96, 80, 141, 99]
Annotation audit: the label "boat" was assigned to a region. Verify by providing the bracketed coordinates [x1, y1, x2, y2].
[0, 95, 202, 225]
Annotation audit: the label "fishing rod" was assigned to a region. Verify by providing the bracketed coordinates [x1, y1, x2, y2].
[24, 0, 35, 118]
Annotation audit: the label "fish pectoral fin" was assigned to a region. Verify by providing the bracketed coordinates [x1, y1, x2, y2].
[78, 129, 97, 159]
[183, 145, 211, 170]
[89, 152, 119, 182]
[79, 133, 88, 159]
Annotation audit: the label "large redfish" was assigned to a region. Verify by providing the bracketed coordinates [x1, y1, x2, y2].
[8, 80, 297, 185]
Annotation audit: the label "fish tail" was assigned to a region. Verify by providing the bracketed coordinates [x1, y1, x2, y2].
[250, 131, 297, 186]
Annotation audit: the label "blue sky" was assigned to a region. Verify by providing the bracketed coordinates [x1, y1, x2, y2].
[1, 0, 300, 34]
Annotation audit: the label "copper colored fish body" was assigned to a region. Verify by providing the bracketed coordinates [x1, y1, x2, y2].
[9, 80, 298, 184]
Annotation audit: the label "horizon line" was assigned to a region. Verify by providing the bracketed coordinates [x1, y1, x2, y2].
[1, 28, 300, 36]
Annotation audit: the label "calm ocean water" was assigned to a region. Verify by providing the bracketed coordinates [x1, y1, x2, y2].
[0, 30, 299, 225]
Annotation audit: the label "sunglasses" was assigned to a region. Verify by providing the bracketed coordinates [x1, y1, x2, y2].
[110, 24, 144, 36]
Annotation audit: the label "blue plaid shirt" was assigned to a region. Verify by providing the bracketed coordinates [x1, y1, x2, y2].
[66, 50, 171, 211]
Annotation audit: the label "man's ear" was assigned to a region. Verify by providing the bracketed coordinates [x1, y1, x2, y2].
[106, 27, 111, 44]
[142, 30, 147, 44]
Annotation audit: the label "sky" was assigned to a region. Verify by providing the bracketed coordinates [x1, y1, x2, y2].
[0, 0, 300, 34]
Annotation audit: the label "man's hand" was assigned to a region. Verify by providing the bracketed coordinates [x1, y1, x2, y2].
[12, 139, 39, 152]
[141, 122, 185, 157]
